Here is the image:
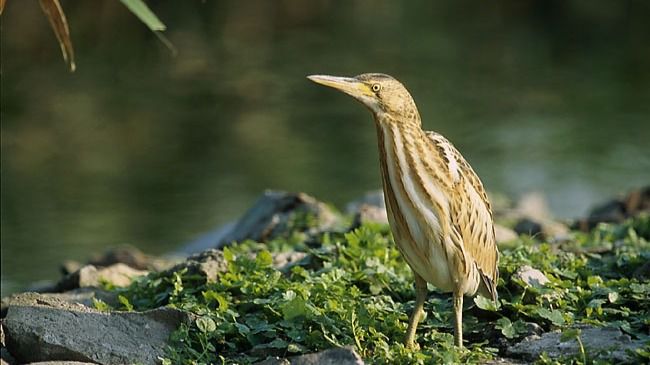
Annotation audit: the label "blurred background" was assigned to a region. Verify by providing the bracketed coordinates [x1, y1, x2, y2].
[1, 0, 649, 296]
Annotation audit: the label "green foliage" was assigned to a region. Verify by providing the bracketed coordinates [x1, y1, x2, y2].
[115, 215, 650, 364]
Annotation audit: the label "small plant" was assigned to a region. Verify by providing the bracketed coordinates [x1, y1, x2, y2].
[114, 215, 650, 364]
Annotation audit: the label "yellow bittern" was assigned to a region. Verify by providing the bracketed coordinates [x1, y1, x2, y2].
[307, 73, 499, 348]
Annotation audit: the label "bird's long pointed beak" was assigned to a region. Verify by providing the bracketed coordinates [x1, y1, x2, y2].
[307, 74, 373, 99]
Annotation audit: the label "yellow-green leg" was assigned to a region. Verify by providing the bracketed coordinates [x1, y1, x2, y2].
[453, 291, 464, 348]
[404, 273, 427, 348]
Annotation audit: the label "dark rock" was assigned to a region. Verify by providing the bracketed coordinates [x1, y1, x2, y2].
[513, 218, 543, 237]
[1, 322, 17, 365]
[573, 186, 650, 231]
[256, 346, 364, 365]
[163, 249, 227, 283]
[3, 293, 190, 365]
[56, 263, 148, 292]
[633, 260, 650, 280]
[178, 191, 341, 255]
[507, 325, 645, 362]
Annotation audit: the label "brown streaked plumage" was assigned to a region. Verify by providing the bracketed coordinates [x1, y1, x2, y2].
[307, 73, 499, 348]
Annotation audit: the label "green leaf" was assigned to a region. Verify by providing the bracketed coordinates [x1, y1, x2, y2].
[202, 290, 229, 312]
[118, 294, 134, 311]
[196, 316, 216, 333]
[256, 250, 273, 268]
[92, 298, 111, 312]
[474, 296, 498, 311]
[536, 308, 565, 325]
[560, 328, 581, 342]
[282, 296, 309, 320]
[119, 0, 166, 31]
[495, 317, 516, 339]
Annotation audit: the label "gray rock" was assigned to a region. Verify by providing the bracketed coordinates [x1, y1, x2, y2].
[2, 288, 119, 312]
[512, 265, 549, 287]
[163, 249, 227, 283]
[481, 358, 528, 365]
[272, 251, 308, 270]
[507, 325, 645, 362]
[225, 191, 340, 245]
[3, 293, 190, 365]
[1, 322, 16, 365]
[256, 346, 364, 365]
[27, 361, 96, 365]
[56, 263, 148, 292]
[345, 190, 385, 213]
[177, 191, 341, 255]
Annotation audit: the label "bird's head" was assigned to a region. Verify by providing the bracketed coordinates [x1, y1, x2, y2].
[307, 73, 419, 122]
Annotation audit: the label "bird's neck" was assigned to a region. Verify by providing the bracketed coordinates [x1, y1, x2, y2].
[374, 113, 427, 190]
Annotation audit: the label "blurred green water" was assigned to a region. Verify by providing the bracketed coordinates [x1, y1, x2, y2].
[1, 1, 649, 296]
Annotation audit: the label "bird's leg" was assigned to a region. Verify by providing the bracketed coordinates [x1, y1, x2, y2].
[404, 273, 427, 348]
[453, 291, 463, 348]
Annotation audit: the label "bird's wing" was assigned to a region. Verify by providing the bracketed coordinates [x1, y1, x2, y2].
[425, 131, 499, 299]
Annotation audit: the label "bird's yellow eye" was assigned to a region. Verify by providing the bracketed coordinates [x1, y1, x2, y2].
[371, 84, 381, 93]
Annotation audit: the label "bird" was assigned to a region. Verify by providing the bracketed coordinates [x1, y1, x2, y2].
[307, 73, 499, 348]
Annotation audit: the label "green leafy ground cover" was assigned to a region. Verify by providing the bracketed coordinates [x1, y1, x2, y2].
[109, 214, 650, 364]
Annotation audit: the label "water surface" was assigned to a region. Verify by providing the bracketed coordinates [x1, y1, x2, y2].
[2, 1, 649, 295]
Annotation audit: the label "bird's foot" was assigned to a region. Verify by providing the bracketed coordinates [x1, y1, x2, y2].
[404, 340, 421, 351]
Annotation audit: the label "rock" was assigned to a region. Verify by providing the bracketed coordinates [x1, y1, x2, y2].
[507, 325, 645, 362]
[481, 358, 528, 365]
[513, 218, 568, 242]
[60, 246, 177, 277]
[3, 293, 190, 365]
[56, 263, 148, 292]
[2, 288, 119, 313]
[345, 190, 385, 213]
[495, 224, 518, 244]
[224, 191, 340, 245]
[163, 249, 227, 283]
[504, 193, 569, 241]
[513, 218, 542, 237]
[1, 322, 17, 365]
[256, 346, 364, 365]
[176, 221, 237, 255]
[272, 251, 308, 270]
[27, 361, 95, 365]
[633, 260, 650, 280]
[346, 191, 389, 228]
[178, 191, 341, 254]
[87, 245, 169, 271]
[574, 186, 650, 231]
[350, 205, 389, 228]
[512, 265, 549, 287]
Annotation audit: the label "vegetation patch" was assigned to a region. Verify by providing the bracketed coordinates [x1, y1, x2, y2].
[107, 214, 650, 364]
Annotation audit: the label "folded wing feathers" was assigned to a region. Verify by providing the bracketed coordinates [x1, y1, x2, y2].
[425, 131, 499, 300]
